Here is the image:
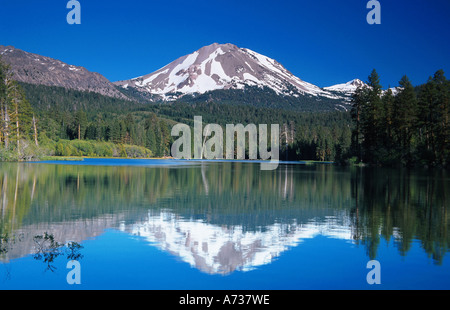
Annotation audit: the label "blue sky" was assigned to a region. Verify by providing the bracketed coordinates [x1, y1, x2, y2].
[0, 0, 449, 88]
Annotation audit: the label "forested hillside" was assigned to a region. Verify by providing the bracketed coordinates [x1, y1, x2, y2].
[1, 57, 171, 159]
[21, 81, 352, 162]
[124, 84, 350, 112]
[1, 56, 448, 167]
[19, 82, 174, 158]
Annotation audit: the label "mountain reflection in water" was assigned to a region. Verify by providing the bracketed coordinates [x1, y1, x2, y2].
[0, 159, 449, 276]
[124, 210, 354, 275]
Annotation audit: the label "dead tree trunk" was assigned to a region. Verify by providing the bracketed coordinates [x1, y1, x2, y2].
[33, 114, 38, 146]
[4, 104, 9, 149]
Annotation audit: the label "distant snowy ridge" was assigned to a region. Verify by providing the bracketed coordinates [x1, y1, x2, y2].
[325, 78, 403, 101]
[324, 79, 366, 94]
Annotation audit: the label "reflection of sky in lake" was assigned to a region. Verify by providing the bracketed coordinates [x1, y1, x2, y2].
[0, 159, 449, 289]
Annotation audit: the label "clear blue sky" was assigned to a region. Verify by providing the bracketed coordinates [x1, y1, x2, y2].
[0, 0, 449, 88]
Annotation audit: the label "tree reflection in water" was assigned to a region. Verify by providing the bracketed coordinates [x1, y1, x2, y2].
[33, 232, 64, 272]
[1, 231, 83, 273]
[33, 233, 83, 272]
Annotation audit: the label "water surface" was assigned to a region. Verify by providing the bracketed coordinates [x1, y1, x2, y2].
[0, 159, 449, 289]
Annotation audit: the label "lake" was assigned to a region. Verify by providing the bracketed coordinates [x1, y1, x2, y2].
[0, 158, 449, 290]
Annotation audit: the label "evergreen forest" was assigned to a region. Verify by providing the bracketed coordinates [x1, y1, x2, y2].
[1, 57, 448, 167]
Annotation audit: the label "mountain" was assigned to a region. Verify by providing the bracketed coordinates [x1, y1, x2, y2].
[114, 43, 344, 102]
[324, 78, 403, 100]
[324, 79, 366, 94]
[322, 79, 366, 105]
[0, 45, 128, 100]
[1, 43, 368, 111]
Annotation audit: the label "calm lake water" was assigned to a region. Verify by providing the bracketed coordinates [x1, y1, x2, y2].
[0, 158, 449, 290]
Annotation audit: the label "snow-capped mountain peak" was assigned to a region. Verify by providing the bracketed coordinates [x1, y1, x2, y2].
[114, 43, 340, 100]
[324, 79, 366, 93]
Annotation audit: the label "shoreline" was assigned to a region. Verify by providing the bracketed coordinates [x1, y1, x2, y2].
[7, 156, 336, 165]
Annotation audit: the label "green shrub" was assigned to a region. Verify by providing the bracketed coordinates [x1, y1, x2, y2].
[0, 147, 19, 161]
[38, 138, 152, 159]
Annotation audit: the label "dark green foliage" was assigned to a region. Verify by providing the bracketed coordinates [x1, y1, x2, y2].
[147, 100, 353, 162]
[415, 70, 450, 166]
[33, 232, 83, 272]
[350, 69, 449, 167]
[175, 85, 347, 112]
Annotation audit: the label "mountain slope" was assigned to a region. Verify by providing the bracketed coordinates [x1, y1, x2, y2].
[114, 43, 342, 101]
[0, 45, 128, 100]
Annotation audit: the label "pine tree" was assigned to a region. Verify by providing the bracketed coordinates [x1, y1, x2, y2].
[0, 58, 38, 157]
[0, 61, 13, 149]
[145, 127, 156, 156]
[350, 69, 384, 164]
[392, 75, 418, 164]
[144, 113, 159, 156]
[159, 120, 171, 157]
[94, 114, 105, 141]
[432, 70, 449, 165]
[73, 110, 88, 140]
[363, 69, 383, 164]
[0, 61, 5, 147]
[119, 120, 127, 144]
[350, 85, 368, 162]
[417, 76, 439, 163]
[380, 88, 395, 162]
[12, 84, 33, 140]
[109, 120, 121, 144]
